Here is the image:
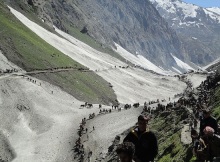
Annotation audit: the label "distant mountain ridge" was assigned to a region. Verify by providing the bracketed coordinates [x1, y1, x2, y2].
[149, 0, 220, 66]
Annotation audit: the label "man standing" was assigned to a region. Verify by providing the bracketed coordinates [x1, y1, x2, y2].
[203, 126, 220, 161]
[200, 109, 218, 136]
[124, 115, 158, 162]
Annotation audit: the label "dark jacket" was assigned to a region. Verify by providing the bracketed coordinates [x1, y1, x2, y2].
[124, 127, 158, 162]
[208, 134, 220, 159]
[200, 116, 218, 136]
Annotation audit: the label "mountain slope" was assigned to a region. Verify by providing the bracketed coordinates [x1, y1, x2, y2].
[149, 0, 220, 66]
[6, 0, 196, 72]
[8, 5, 187, 104]
[0, 5, 190, 162]
[0, 1, 117, 104]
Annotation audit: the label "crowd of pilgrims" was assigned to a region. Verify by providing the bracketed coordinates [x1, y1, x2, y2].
[72, 71, 220, 162]
[116, 72, 220, 162]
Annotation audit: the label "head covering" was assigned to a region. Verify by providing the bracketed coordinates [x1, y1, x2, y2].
[138, 115, 149, 121]
[203, 126, 214, 134]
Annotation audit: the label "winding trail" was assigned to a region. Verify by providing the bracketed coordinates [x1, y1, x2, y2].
[180, 74, 206, 145]
[0, 67, 93, 81]
[0, 68, 207, 161]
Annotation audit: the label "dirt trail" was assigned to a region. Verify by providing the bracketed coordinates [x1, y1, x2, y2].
[180, 74, 206, 145]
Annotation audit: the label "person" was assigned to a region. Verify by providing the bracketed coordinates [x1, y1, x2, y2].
[191, 129, 208, 161]
[124, 115, 158, 162]
[191, 129, 199, 149]
[198, 109, 203, 121]
[203, 126, 220, 161]
[194, 118, 198, 129]
[116, 142, 135, 162]
[144, 102, 147, 107]
[200, 109, 218, 136]
[189, 119, 193, 131]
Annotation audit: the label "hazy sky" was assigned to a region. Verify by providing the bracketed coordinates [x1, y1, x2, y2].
[183, 0, 220, 7]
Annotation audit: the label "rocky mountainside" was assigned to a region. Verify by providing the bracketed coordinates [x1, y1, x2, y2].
[149, 0, 220, 66]
[7, 0, 196, 72]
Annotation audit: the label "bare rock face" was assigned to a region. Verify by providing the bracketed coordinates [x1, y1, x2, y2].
[7, 0, 194, 71]
[39, 0, 190, 70]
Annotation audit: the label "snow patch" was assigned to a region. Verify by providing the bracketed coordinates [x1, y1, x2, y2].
[172, 67, 182, 74]
[114, 43, 160, 71]
[206, 7, 220, 16]
[202, 57, 220, 70]
[171, 54, 194, 71]
[204, 8, 220, 23]
[150, 0, 199, 18]
[114, 43, 174, 75]
[192, 37, 197, 40]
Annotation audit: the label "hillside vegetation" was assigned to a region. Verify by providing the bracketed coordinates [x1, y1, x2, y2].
[0, 1, 117, 104]
[104, 106, 195, 162]
[6, 0, 128, 64]
[151, 111, 194, 162]
[211, 86, 220, 120]
[205, 64, 220, 119]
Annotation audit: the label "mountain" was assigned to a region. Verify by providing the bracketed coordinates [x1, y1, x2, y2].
[149, 0, 220, 66]
[6, 0, 196, 73]
[0, 4, 191, 161]
[0, 1, 219, 162]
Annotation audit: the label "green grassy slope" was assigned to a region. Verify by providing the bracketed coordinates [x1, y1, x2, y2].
[7, 0, 128, 64]
[104, 108, 196, 162]
[0, 1, 117, 104]
[211, 86, 220, 119]
[155, 79, 220, 162]
[150, 111, 194, 162]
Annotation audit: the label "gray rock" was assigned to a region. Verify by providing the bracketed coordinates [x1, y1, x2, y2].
[11, 0, 192, 71]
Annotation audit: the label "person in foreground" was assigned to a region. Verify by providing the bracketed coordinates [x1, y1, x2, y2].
[124, 115, 158, 162]
[203, 126, 220, 162]
[200, 108, 218, 136]
[116, 142, 135, 162]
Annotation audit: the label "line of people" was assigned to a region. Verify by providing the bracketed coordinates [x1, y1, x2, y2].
[115, 72, 220, 162]
[172, 72, 220, 162]
[175, 72, 220, 161]
[29, 66, 89, 72]
[74, 118, 88, 162]
[189, 73, 220, 162]
[0, 68, 18, 74]
[74, 116, 96, 161]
